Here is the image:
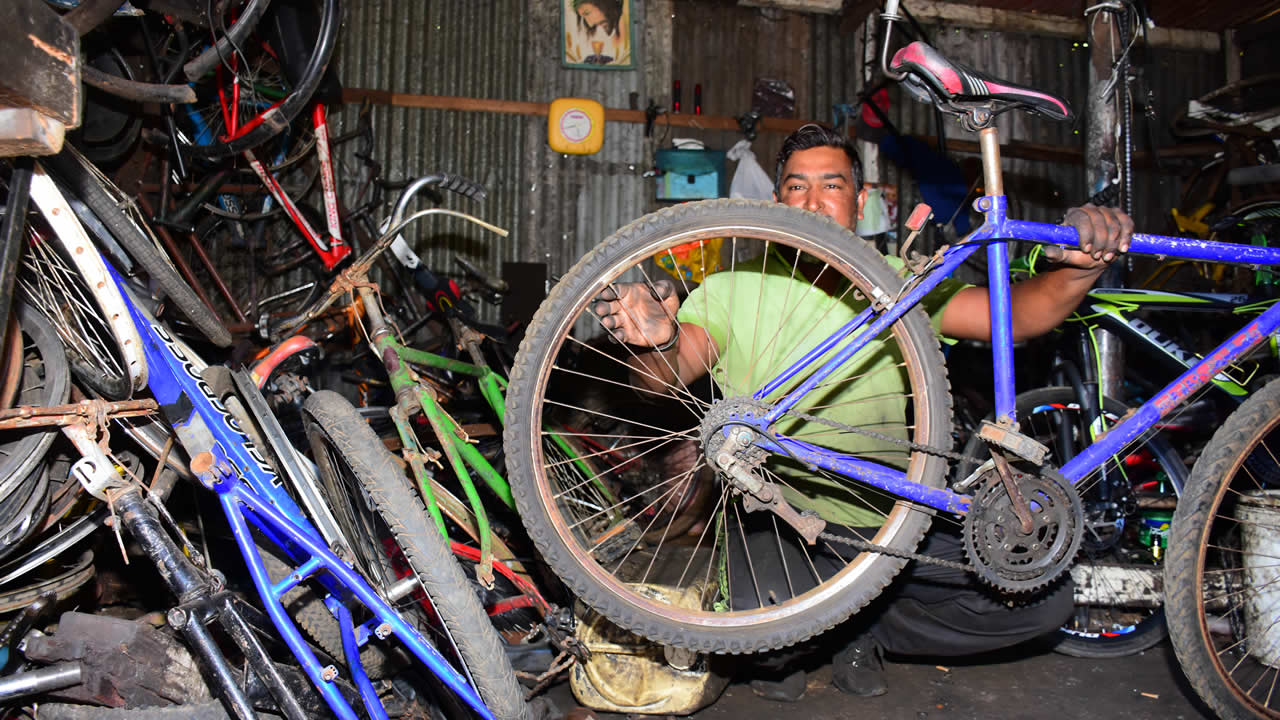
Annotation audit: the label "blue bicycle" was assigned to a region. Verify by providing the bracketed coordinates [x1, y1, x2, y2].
[502, 6, 1280, 717]
[15, 158, 529, 720]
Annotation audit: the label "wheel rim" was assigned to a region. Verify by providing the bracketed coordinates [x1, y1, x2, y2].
[1192, 413, 1280, 716]
[17, 223, 130, 397]
[521, 218, 947, 631]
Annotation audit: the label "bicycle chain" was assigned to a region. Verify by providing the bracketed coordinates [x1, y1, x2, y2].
[817, 529, 974, 571]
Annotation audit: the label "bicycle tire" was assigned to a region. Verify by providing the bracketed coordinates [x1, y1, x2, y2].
[1167, 378, 1280, 719]
[0, 549, 95, 614]
[182, 0, 342, 159]
[0, 304, 70, 504]
[256, 543, 402, 679]
[960, 387, 1186, 658]
[301, 390, 529, 720]
[42, 146, 232, 347]
[504, 198, 952, 654]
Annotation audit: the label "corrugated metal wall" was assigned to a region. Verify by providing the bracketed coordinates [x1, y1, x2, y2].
[325, 1, 1224, 292]
[332, 0, 530, 292]
[329, 0, 670, 291]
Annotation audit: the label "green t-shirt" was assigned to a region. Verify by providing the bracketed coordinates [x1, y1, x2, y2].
[676, 251, 966, 527]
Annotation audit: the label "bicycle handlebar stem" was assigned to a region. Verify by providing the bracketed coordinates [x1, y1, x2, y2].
[880, 1, 907, 81]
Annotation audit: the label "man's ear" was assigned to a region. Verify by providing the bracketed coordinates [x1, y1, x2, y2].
[856, 187, 868, 221]
[772, 190, 779, 202]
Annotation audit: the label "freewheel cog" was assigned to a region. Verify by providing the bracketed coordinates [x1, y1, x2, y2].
[963, 465, 1083, 593]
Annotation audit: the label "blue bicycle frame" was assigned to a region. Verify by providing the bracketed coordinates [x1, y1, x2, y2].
[104, 262, 498, 720]
[739, 178, 1280, 518]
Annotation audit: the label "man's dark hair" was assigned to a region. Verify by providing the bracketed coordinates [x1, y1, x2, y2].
[774, 123, 863, 195]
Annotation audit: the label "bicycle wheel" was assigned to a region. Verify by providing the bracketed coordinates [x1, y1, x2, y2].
[959, 387, 1186, 658]
[1167, 378, 1280, 719]
[0, 304, 70, 508]
[17, 212, 134, 399]
[504, 199, 952, 653]
[301, 391, 528, 720]
[41, 145, 232, 347]
[178, 0, 341, 159]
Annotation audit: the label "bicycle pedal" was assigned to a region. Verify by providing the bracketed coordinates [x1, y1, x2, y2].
[977, 421, 1050, 466]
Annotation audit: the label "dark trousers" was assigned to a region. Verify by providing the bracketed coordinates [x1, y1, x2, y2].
[730, 518, 1074, 658]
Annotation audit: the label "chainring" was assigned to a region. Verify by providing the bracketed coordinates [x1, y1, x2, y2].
[963, 464, 1083, 593]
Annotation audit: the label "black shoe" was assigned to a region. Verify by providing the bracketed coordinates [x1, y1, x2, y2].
[832, 634, 887, 697]
[749, 668, 806, 702]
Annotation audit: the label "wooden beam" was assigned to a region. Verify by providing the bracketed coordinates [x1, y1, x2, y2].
[737, 0, 842, 14]
[342, 88, 816, 134]
[907, 1, 1220, 52]
[341, 87, 1219, 168]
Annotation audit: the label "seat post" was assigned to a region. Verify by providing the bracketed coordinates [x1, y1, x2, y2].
[979, 126, 1004, 196]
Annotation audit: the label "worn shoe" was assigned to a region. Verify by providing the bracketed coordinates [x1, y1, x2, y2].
[749, 668, 807, 702]
[832, 634, 887, 697]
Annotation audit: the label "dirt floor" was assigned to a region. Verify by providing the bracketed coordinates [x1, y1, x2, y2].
[543, 638, 1215, 720]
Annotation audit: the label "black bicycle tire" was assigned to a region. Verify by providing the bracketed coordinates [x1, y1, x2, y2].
[959, 386, 1186, 658]
[1166, 378, 1280, 719]
[0, 549, 95, 614]
[503, 198, 952, 654]
[256, 542, 401, 679]
[302, 390, 529, 720]
[0, 304, 71, 501]
[42, 146, 232, 347]
[190, 0, 342, 159]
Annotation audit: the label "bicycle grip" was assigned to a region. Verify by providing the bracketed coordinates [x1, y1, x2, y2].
[436, 173, 488, 202]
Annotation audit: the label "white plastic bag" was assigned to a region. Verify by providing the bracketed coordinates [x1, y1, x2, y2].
[727, 139, 774, 201]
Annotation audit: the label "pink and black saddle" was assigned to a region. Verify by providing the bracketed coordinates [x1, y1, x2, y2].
[890, 41, 1072, 122]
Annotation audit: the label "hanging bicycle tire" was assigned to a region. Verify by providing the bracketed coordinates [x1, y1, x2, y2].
[1167, 378, 1280, 719]
[504, 198, 952, 653]
[178, 0, 342, 159]
[302, 390, 529, 720]
[959, 387, 1186, 658]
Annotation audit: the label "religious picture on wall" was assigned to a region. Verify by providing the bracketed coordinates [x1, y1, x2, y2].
[562, 0, 634, 69]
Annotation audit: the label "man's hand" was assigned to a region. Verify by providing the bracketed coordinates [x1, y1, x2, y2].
[1043, 204, 1134, 269]
[593, 280, 681, 348]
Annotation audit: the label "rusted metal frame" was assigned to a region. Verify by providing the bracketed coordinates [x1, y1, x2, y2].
[0, 398, 158, 430]
[1, 318, 24, 411]
[135, 192, 247, 323]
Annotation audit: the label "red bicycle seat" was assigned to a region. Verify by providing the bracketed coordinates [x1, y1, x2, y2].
[890, 41, 1072, 121]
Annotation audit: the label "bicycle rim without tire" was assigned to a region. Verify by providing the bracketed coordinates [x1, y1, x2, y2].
[1167, 378, 1280, 719]
[19, 166, 143, 397]
[504, 199, 952, 653]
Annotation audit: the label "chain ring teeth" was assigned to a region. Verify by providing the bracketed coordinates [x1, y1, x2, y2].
[963, 465, 1083, 593]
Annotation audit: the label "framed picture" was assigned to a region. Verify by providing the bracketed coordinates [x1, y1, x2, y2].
[562, 0, 634, 70]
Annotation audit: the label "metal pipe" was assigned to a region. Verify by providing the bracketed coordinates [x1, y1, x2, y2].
[979, 128, 1004, 196]
[0, 662, 83, 701]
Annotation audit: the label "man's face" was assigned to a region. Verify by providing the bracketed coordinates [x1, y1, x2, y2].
[774, 146, 866, 232]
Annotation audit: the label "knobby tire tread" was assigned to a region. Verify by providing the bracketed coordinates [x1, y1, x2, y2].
[1166, 379, 1280, 720]
[302, 390, 529, 720]
[504, 198, 952, 654]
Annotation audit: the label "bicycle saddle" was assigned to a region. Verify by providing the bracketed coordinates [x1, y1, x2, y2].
[890, 41, 1072, 122]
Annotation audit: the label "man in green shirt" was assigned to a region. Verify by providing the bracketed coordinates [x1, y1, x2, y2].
[594, 124, 1131, 701]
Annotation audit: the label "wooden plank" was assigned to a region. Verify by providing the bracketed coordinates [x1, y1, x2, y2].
[737, 0, 843, 14]
[0, 0, 79, 125]
[341, 88, 815, 134]
[906, 1, 1220, 52]
[341, 88, 1219, 167]
[0, 107, 65, 157]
